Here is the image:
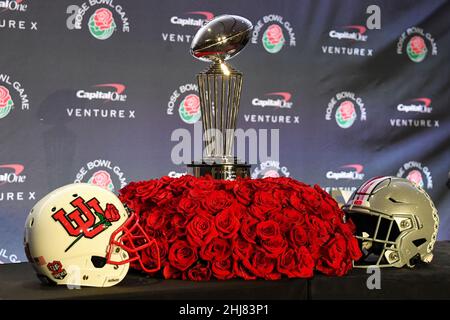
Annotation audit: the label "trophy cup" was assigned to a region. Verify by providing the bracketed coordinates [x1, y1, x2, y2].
[188, 15, 253, 180]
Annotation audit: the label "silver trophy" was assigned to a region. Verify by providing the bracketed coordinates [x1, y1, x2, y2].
[188, 15, 253, 180]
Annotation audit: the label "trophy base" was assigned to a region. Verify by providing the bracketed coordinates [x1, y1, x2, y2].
[187, 160, 251, 180]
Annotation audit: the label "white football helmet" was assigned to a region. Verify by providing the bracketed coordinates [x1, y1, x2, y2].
[343, 176, 439, 268]
[24, 183, 160, 287]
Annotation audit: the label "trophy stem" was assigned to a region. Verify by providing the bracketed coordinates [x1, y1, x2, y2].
[189, 61, 250, 179]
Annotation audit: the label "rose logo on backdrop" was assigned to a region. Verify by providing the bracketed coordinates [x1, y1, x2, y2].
[252, 14, 296, 53]
[167, 83, 201, 124]
[396, 27, 437, 63]
[262, 24, 285, 53]
[179, 94, 201, 124]
[66, 1, 130, 40]
[325, 92, 366, 129]
[397, 161, 433, 190]
[406, 170, 424, 188]
[88, 170, 114, 191]
[74, 159, 127, 191]
[335, 100, 357, 128]
[0, 74, 30, 120]
[0, 86, 13, 119]
[88, 8, 116, 40]
[407, 36, 427, 62]
[252, 160, 290, 179]
[52, 195, 121, 252]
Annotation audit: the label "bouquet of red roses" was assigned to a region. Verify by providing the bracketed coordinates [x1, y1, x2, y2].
[119, 175, 362, 280]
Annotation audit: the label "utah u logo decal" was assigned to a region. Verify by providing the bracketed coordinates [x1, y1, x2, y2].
[52, 196, 121, 252]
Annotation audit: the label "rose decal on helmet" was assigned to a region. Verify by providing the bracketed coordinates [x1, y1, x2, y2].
[262, 24, 285, 53]
[47, 260, 67, 280]
[179, 94, 201, 124]
[88, 8, 117, 40]
[104, 203, 121, 222]
[407, 36, 428, 63]
[0, 86, 13, 119]
[88, 170, 114, 191]
[335, 100, 357, 128]
[407, 170, 424, 188]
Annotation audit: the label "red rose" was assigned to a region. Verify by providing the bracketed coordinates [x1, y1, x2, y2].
[215, 208, 240, 238]
[177, 197, 199, 217]
[250, 190, 282, 220]
[186, 214, 218, 247]
[145, 207, 166, 229]
[233, 180, 254, 205]
[277, 248, 299, 278]
[172, 213, 188, 236]
[201, 190, 233, 213]
[289, 223, 308, 248]
[93, 8, 114, 31]
[158, 220, 176, 244]
[289, 192, 308, 213]
[261, 236, 287, 258]
[240, 217, 258, 244]
[316, 234, 348, 276]
[256, 220, 281, 240]
[232, 236, 254, 261]
[305, 215, 331, 246]
[296, 246, 314, 278]
[141, 241, 163, 272]
[168, 240, 197, 271]
[302, 187, 322, 209]
[247, 249, 276, 278]
[184, 262, 212, 281]
[163, 263, 182, 279]
[167, 175, 190, 194]
[104, 203, 120, 222]
[233, 260, 256, 280]
[200, 237, 231, 262]
[212, 258, 234, 280]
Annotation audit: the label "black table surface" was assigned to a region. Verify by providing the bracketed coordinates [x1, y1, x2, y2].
[1, 241, 449, 300]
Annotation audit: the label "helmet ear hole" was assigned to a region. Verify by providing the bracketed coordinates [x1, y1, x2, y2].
[91, 256, 107, 268]
[412, 238, 427, 247]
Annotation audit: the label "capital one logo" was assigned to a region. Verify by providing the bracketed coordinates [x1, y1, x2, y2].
[329, 25, 368, 41]
[76, 83, 127, 102]
[0, 0, 27, 12]
[170, 11, 214, 27]
[52, 196, 120, 250]
[252, 92, 293, 109]
[0, 164, 26, 185]
[397, 98, 432, 113]
[326, 164, 365, 180]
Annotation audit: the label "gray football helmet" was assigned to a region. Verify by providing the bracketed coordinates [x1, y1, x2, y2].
[343, 176, 439, 268]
